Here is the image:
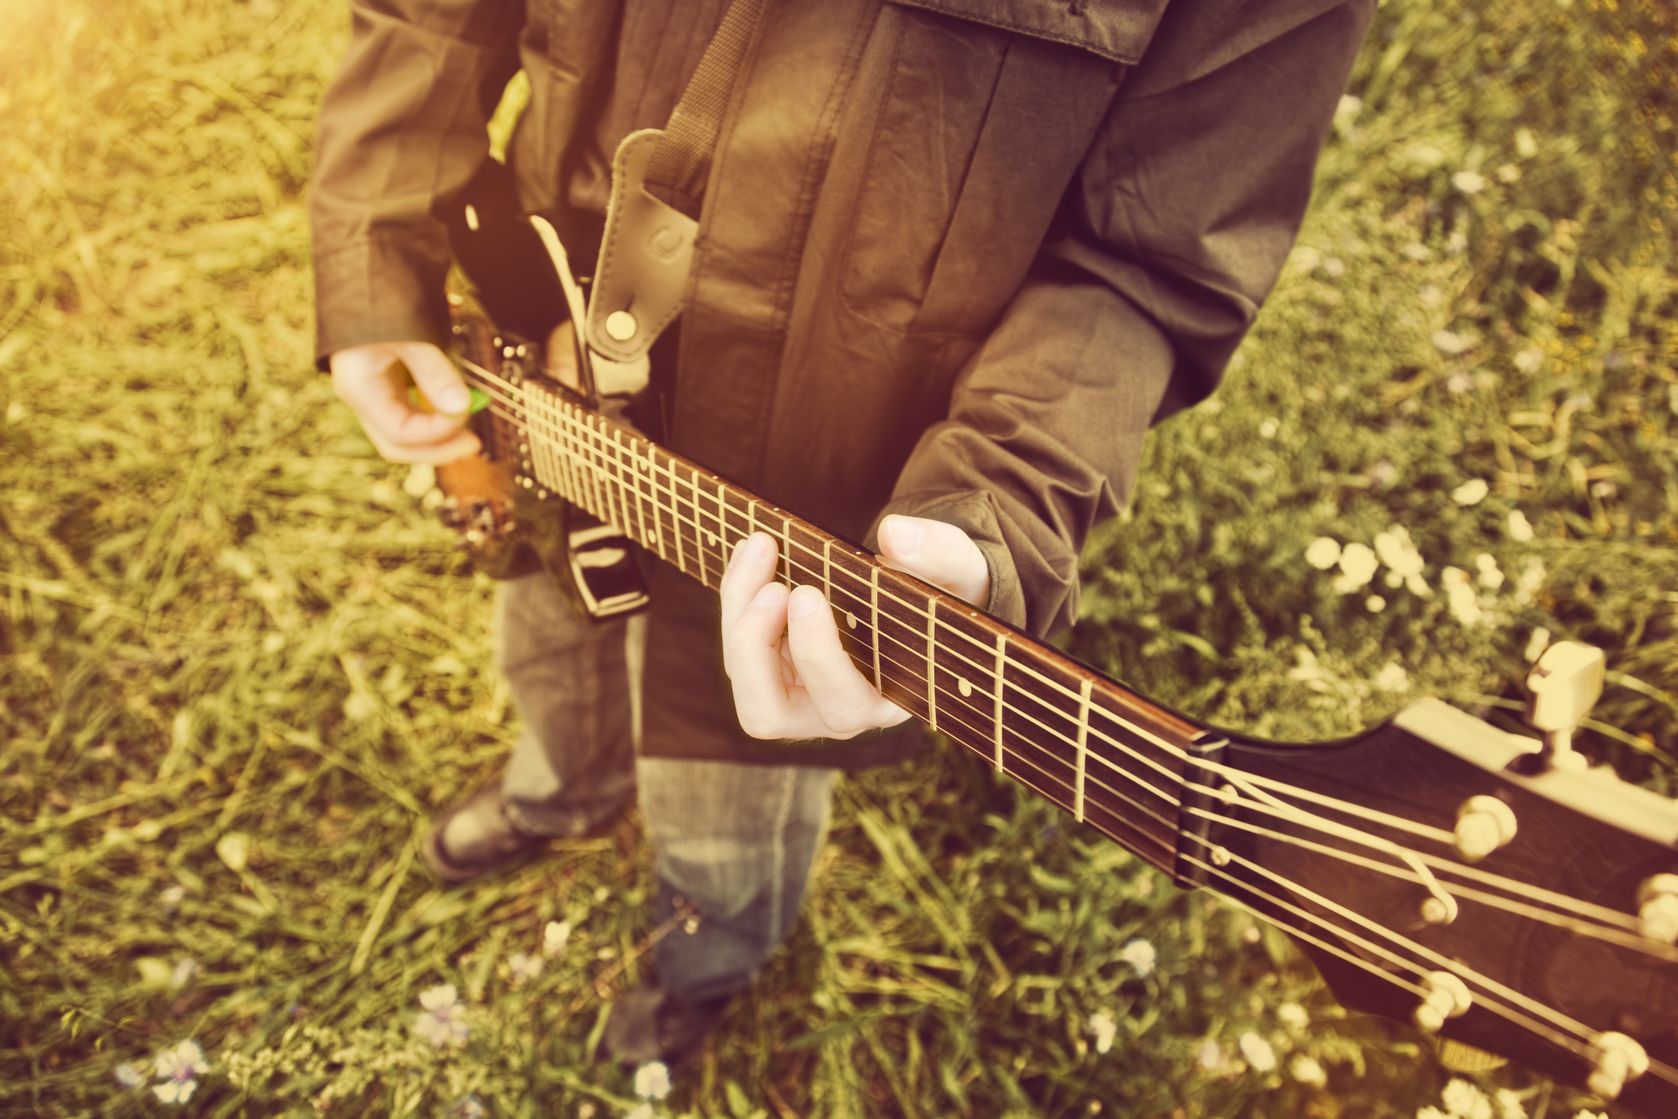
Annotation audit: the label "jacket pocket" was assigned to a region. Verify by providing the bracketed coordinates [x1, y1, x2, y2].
[838, 0, 1167, 336]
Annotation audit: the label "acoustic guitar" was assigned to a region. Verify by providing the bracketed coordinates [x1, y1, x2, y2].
[426, 203, 1678, 1116]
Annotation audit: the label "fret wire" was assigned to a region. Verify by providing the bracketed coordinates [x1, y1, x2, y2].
[661, 450, 687, 578]
[869, 564, 883, 691]
[1074, 678, 1093, 824]
[632, 436, 665, 564]
[926, 599, 939, 734]
[992, 633, 1006, 772]
[613, 429, 642, 550]
[687, 462, 708, 586]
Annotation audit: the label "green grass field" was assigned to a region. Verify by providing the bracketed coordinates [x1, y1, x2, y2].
[3, 0, 1676, 1115]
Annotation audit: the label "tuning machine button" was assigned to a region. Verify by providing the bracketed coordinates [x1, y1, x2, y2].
[1414, 971, 1472, 1033]
[1636, 873, 1678, 945]
[1453, 796, 1517, 862]
[1525, 641, 1606, 771]
[1587, 1031, 1649, 1100]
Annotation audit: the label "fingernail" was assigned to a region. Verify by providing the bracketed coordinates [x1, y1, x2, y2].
[886, 516, 923, 556]
[787, 586, 821, 619]
[732, 533, 772, 567]
[438, 390, 469, 414]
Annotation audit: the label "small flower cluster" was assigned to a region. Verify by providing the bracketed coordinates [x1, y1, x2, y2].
[414, 984, 469, 1049]
[119, 1040, 210, 1105]
[1414, 1077, 1531, 1119]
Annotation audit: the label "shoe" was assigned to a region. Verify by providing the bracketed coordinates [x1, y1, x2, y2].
[599, 983, 732, 1067]
[420, 780, 548, 885]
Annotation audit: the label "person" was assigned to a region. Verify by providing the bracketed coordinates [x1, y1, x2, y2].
[311, 0, 1374, 1067]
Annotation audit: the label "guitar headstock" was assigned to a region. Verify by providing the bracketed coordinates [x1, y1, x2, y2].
[1195, 645, 1678, 1115]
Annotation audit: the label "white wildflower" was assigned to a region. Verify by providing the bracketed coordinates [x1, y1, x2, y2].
[633, 1061, 673, 1101]
[1419, 1109, 1452, 1119]
[1276, 1002, 1309, 1031]
[1507, 509, 1534, 542]
[1451, 478, 1490, 506]
[1195, 1037, 1227, 1073]
[1495, 1088, 1528, 1119]
[1305, 537, 1342, 571]
[1442, 567, 1485, 626]
[1088, 1010, 1118, 1055]
[1374, 527, 1426, 579]
[1446, 371, 1474, 394]
[1332, 542, 1379, 593]
[414, 984, 469, 1049]
[1572, 1111, 1610, 1119]
[1442, 1077, 1493, 1119]
[402, 462, 436, 498]
[1365, 594, 1387, 613]
[1119, 938, 1157, 978]
[625, 1105, 655, 1119]
[1334, 94, 1362, 130]
[1432, 329, 1475, 356]
[168, 958, 198, 991]
[1406, 573, 1433, 598]
[158, 885, 186, 912]
[1238, 1031, 1277, 1073]
[1512, 348, 1544, 374]
[1451, 170, 1488, 194]
[1524, 627, 1551, 663]
[113, 1061, 145, 1088]
[1289, 1054, 1328, 1088]
[151, 1040, 209, 1105]
[1474, 553, 1505, 591]
[1374, 662, 1410, 692]
[543, 920, 572, 957]
[1259, 417, 1279, 439]
[507, 951, 542, 985]
[577, 1105, 598, 1119]
[1514, 558, 1546, 605]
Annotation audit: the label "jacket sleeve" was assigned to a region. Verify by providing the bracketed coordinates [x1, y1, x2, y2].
[872, 0, 1374, 638]
[310, 0, 524, 364]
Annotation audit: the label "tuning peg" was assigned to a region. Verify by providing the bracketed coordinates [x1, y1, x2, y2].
[1636, 874, 1678, 945]
[1588, 1031, 1649, 1100]
[1453, 796, 1518, 862]
[1525, 641, 1605, 771]
[1414, 971, 1472, 1033]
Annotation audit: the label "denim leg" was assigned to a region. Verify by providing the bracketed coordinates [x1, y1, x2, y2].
[638, 757, 838, 1004]
[496, 570, 638, 837]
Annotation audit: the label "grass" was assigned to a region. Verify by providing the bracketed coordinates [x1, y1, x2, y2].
[1, 0, 1675, 1116]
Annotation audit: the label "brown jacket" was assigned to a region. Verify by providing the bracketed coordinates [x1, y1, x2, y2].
[311, 0, 1372, 767]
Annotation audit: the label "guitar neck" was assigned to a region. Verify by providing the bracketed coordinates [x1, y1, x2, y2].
[499, 374, 1205, 874]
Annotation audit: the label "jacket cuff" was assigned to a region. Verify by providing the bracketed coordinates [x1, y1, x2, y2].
[312, 234, 452, 370]
[863, 489, 1028, 632]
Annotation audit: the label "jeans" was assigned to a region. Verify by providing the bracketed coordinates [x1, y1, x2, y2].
[495, 568, 837, 1003]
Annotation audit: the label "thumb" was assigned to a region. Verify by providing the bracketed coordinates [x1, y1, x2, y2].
[878, 514, 990, 606]
[397, 341, 471, 416]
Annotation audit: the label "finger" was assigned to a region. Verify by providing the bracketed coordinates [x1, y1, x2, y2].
[398, 341, 472, 415]
[331, 347, 478, 456]
[364, 424, 483, 465]
[725, 580, 801, 739]
[784, 584, 910, 737]
[719, 532, 779, 644]
[877, 514, 990, 606]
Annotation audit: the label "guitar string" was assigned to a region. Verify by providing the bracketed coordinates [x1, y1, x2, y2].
[1189, 837, 1678, 1091]
[462, 381, 1663, 938]
[458, 373, 1664, 953]
[458, 384, 1673, 1077]
[471, 387, 1678, 1083]
[1179, 850, 1627, 1074]
[1189, 809, 1673, 957]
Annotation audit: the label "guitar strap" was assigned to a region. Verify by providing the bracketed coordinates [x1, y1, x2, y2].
[579, 0, 766, 387]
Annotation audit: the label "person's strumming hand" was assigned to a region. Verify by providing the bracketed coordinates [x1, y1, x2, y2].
[329, 340, 481, 463]
[720, 514, 990, 741]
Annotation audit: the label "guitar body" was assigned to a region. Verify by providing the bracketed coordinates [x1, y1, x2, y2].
[421, 161, 1678, 1115]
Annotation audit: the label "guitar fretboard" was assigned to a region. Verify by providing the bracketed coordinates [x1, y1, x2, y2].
[505, 376, 1200, 872]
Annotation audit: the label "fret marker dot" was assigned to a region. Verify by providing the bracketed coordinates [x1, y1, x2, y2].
[648, 528, 659, 544]
[845, 612, 858, 630]
[958, 678, 972, 698]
